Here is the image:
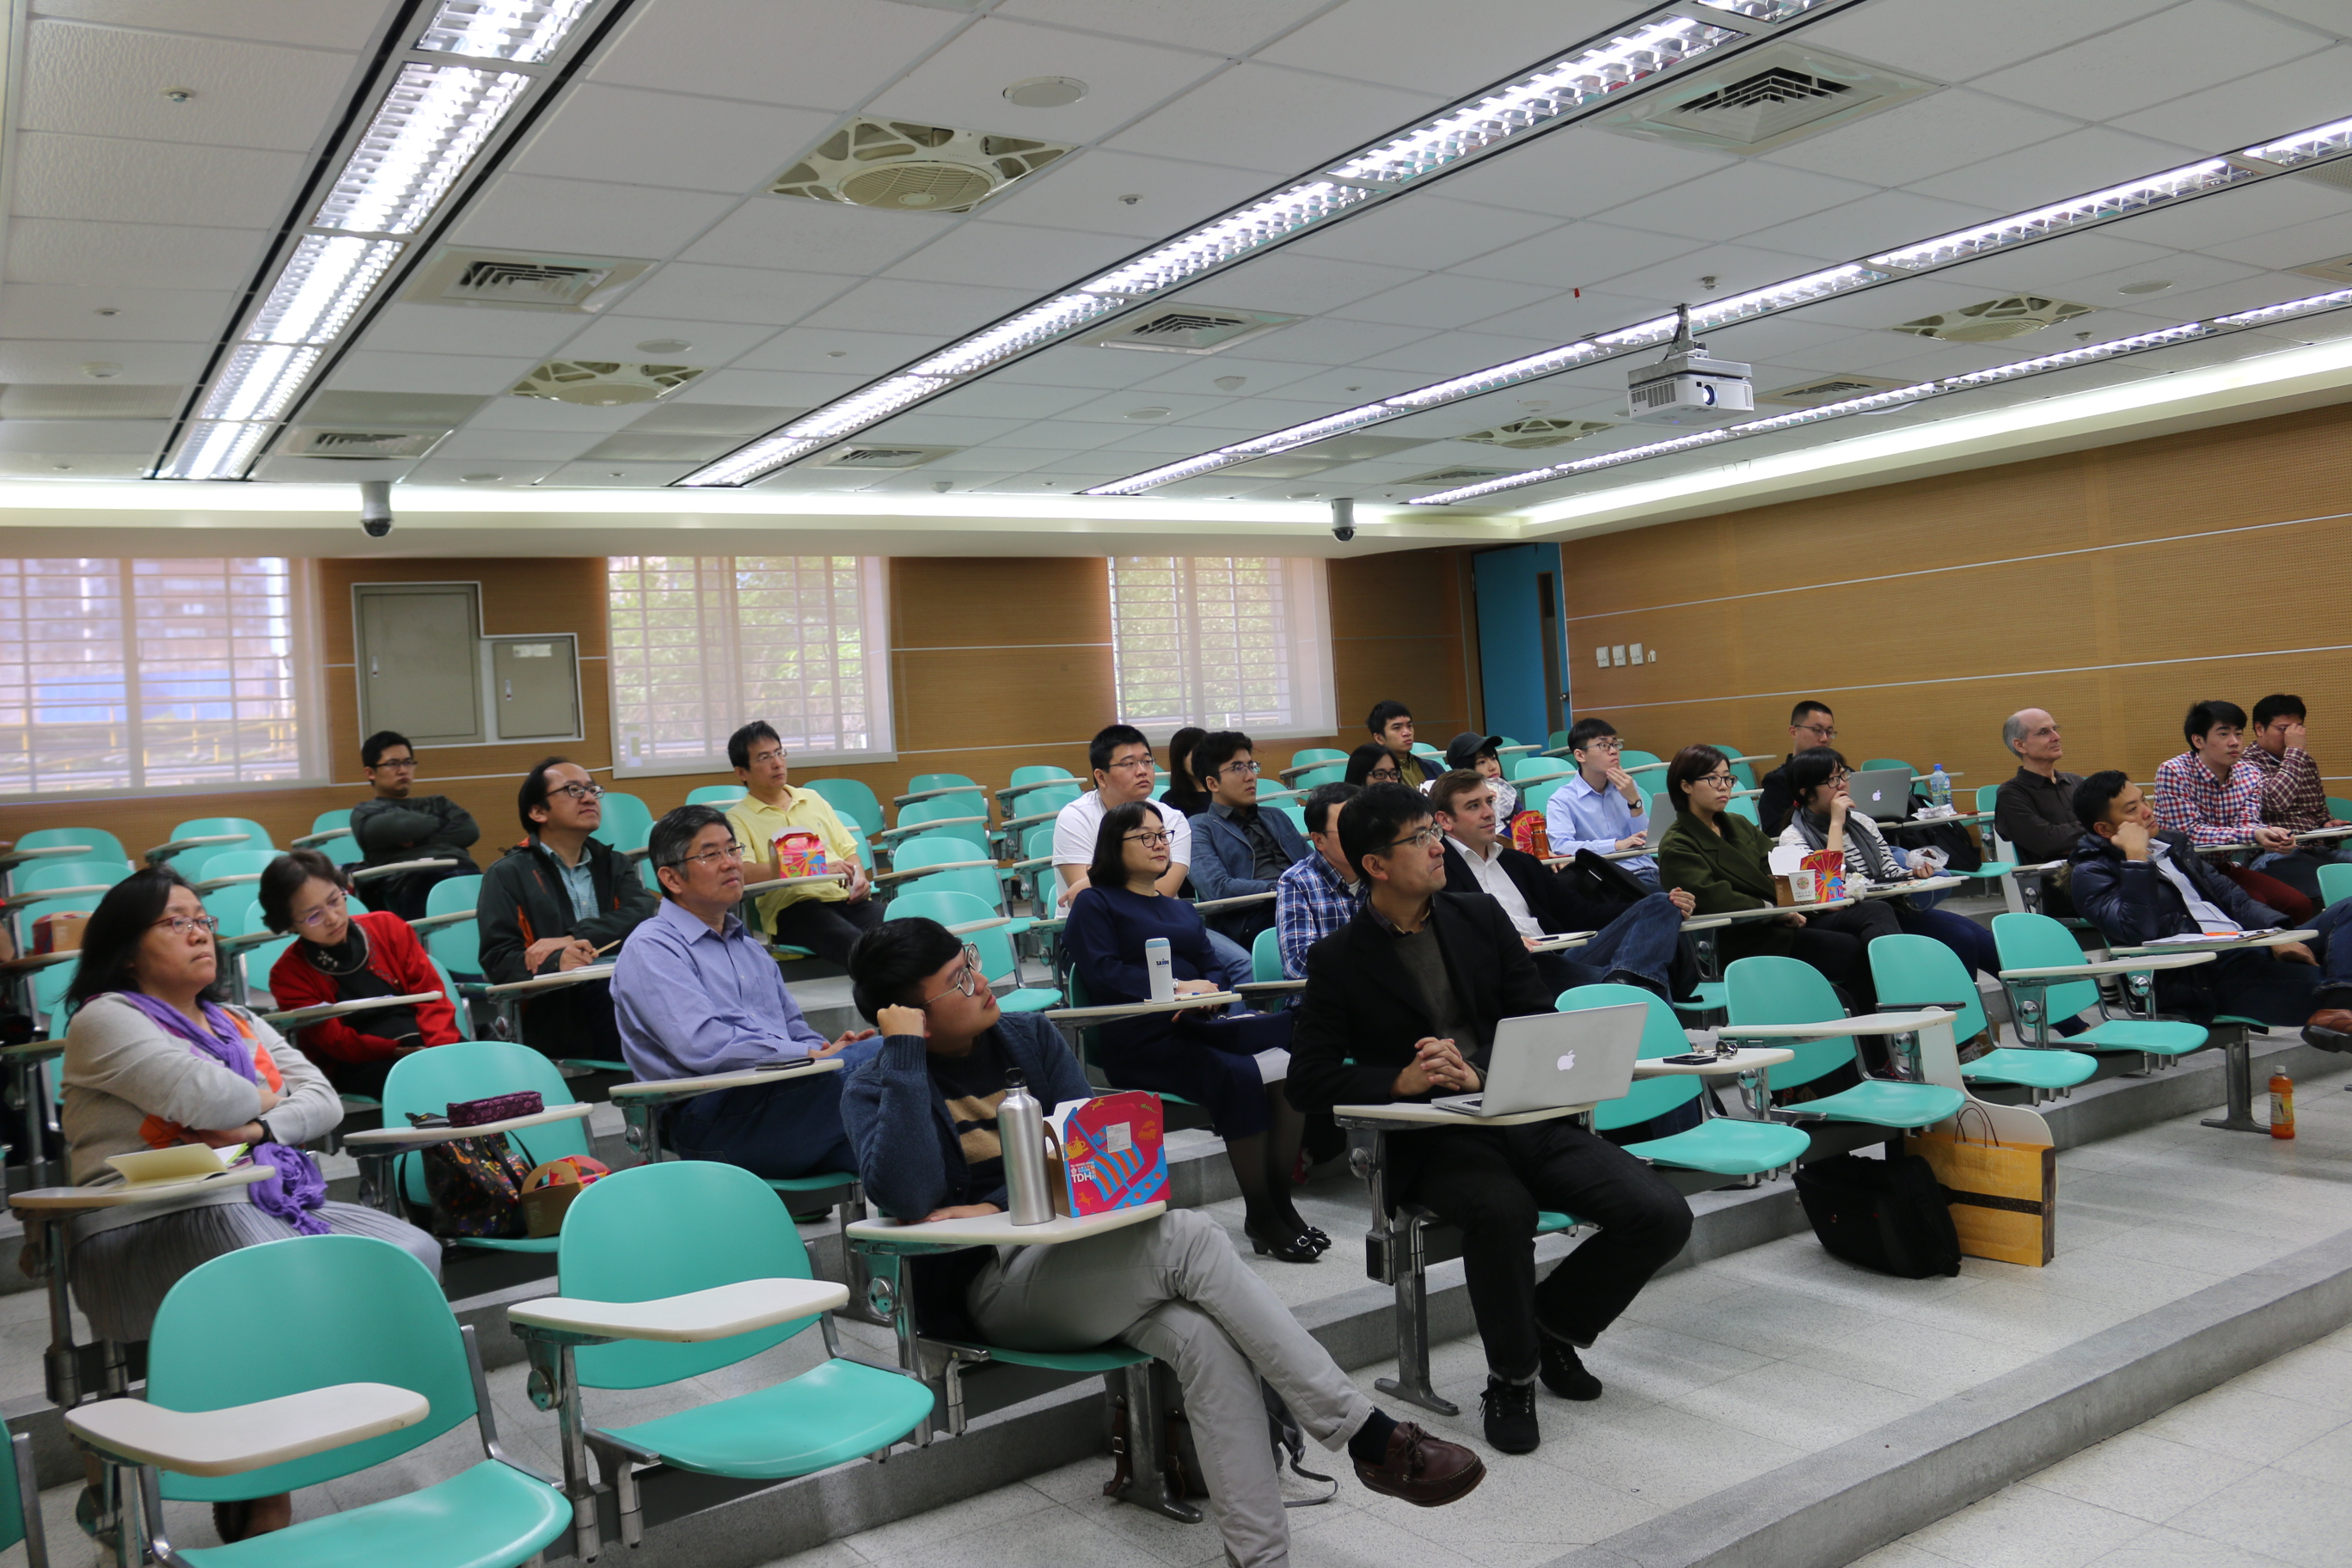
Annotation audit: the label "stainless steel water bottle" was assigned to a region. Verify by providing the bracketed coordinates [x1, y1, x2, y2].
[1144, 936, 1175, 1003]
[999, 1069, 1053, 1226]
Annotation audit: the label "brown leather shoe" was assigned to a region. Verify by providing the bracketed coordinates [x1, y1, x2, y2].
[1353, 1422, 1486, 1507]
[2302, 1009, 2352, 1052]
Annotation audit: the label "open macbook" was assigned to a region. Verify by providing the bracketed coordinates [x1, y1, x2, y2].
[1845, 766, 1914, 823]
[1432, 1003, 1645, 1117]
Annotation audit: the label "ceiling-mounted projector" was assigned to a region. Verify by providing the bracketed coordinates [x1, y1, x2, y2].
[1626, 304, 1753, 426]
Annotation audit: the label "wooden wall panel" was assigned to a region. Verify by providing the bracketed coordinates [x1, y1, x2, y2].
[1557, 402, 2352, 796]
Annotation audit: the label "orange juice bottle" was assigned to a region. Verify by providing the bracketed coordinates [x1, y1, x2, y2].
[2269, 1071, 2294, 1140]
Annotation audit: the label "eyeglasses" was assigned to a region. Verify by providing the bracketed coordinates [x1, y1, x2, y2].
[295, 890, 348, 929]
[920, 945, 985, 1005]
[1580, 738, 1625, 753]
[1692, 772, 1735, 788]
[1218, 759, 1261, 776]
[1794, 722, 1837, 740]
[1126, 830, 1173, 848]
[550, 782, 604, 803]
[1380, 824, 1443, 854]
[673, 840, 745, 869]
[153, 914, 220, 937]
[373, 756, 417, 771]
[746, 748, 788, 769]
[1367, 767, 1401, 782]
[1106, 756, 1157, 774]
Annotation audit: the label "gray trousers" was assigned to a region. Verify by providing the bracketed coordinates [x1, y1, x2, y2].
[969, 1208, 1371, 1568]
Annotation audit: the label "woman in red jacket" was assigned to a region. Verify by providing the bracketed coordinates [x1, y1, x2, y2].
[261, 849, 460, 1095]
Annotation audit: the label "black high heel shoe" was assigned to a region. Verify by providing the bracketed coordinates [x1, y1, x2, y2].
[1246, 1221, 1320, 1263]
[1303, 1227, 1332, 1253]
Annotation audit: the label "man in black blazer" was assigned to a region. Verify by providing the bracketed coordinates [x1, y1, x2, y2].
[1429, 769, 1693, 998]
[1287, 785, 1693, 1456]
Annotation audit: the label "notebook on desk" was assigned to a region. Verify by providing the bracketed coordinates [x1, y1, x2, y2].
[1430, 1004, 1645, 1117]
[1846, 766, 1914, 823]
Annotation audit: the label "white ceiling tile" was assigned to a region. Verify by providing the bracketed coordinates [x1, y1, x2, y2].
[553, 315, 781, 366]
[677, 197, 946, 275]
[1426, 125, 1736, 219]
[1973, 1, 2324, 122]
[1923, 231, 2178, 292]
[1761, 89, 2080, 189]
[589, 0, 966, 110]
[328, 350, 540, 396]
[543, 461, 699, 487]
[403, 459, 564, 487]
[2062, 250, 2269, 300]
[1223, 315, 1430, 364]
[994, 0, 1327, 55]
[1288, 197, 1561, 273]
[905, 444, 1070, 471]
[2112, 175, 2352, 252]
[911, 381, 1102, 420]
[2141, 273, 2329, 320]
[1779, 274, 2019, 330]
[19, 19, 353, 150]
[1800, 0, 2176, 83]
[2198, 211, 2352, 270]
[1453, 220, 1706, 290]
[1084, 425, 1244, 455]
[1349, 328, 1563, 376]
[0, 451, 154, 478]
[354, 303, 586, 361]
[14, 132, 303, 229]
[1910, 126, 2208, 211]
[729, 326, 943, 375]
[1597, 162, 1881, 243]
[1115, 352, 1324, 396]
[972, 418, 1128, 450]
[1739, 191, 2003, 267]
[865, 17, 1224, 144]
[667, 367, 868, 405]
[511, 85, 836, 195]
[0, 283, 233, 341]
[1103, 61, 1438, 175]
[463, 395, 648, 432]
[32, 1, 383, 50]
[6, 218, 266, 290]
[1218, 364, 1422, 404]
[608, 261, 858, 326]
[449, 176, 739, 260]
[1056, 389, 1267, 426]
[1331, 273, 1559, 330]
[0, 419, 169, 454]
[2239, 0, 2352, 35]
[1256, 0, 1626, 96]
[428, 428, 609, 462]
[882, 219, 1139, 291]
[979, 148, 1278, 239]
[1174, 251, 1418, 314]
[795, 276, 1038, 335]
[850, 412, 1030, 444]
[2113, 43, 2352, 150]
[983, 342, 1202, 389]
[1462, 285, 1682, 345]
[0, 336, 201, 381]
[1703, 315, 1882, 363]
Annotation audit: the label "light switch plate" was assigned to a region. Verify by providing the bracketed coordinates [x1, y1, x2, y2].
[1628, 641, 1644, 664]
[1611, 644, 1626, 666]
[1595, 645, 1609, 669]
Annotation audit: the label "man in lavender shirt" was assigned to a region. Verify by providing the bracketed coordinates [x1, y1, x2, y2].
[614, 804, 878, 1179]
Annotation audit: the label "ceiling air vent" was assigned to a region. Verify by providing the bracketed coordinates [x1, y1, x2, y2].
[1087, 305, 1299, 356]
[771, 118, 1069, 213]
[1599, 43, 1938, 155]
[1893, 296, 2093, 344]
[1460, 418, 1613, 450]
[811, 444, 962, 469]
[2293, 252, 2352, 285]
[1406, 466, 1516, 484]
[509, 361, 704, 407]
[1759, 374, 1909, 406]
[402, 248, 655, 311]
[280, 427, 446, 458]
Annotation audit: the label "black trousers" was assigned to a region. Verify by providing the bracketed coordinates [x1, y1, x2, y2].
[370, 862, 478, 922]
[768, 895, 885, 965]
[518, 976, 626, 1061]
[1400, 1119, 1692, 1380]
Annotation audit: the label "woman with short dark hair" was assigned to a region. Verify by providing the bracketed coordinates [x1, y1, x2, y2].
[1160, 726, 1211, 818]
[260, 848, 461, 1095]
[1344, 743, 1403, 788]
[1777, 748, 1999, 977]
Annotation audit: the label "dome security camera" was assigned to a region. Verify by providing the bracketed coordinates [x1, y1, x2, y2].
[1330, 496, 1356, 543]
[359, 480, 394, 539]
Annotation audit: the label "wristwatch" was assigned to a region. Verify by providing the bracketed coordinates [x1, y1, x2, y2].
[254, 1118, 279, 1148]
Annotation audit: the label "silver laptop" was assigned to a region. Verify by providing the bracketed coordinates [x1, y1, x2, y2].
[1432, 1004, 1645, 1117]
[1845, 765, 1914, 823]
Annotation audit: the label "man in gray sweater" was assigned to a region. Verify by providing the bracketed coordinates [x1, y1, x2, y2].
[351, 730, 481, 919]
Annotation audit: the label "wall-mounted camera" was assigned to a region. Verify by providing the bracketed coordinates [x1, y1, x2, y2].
[359, 480, 394, 538]
[1331, 496, 1356, 543]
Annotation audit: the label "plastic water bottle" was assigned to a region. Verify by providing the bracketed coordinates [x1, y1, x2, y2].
[1143, 937, 1175, 1003]
[999, 1070, 1054, 1225]
[2269, 1071, 2295, 1140]
[1929, 763, 1951, 811]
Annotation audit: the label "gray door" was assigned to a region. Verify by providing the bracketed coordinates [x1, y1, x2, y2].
[357, 585, 481, 745]
[490, 636, 579, 740]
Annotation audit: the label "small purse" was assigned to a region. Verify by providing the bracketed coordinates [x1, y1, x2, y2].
[447, 1091, 542, 1127]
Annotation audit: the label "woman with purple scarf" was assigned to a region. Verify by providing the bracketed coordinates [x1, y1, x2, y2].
[59, 867, 439, 1543]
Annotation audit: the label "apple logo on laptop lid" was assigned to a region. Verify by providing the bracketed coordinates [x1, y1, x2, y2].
[1557, 1052, 1576, 1072]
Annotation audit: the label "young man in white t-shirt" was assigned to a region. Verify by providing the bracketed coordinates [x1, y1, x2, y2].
[1052, 723, 1253, 989]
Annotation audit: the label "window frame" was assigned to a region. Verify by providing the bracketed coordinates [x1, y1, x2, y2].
[1106, 554, 1335, 744]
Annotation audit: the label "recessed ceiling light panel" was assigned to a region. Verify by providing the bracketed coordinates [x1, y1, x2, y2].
[1004, 76, 1087, 108]
[1892, 295, 2095, 343]
[509, 360, 704, 406]
[771, 118, 1069, 212]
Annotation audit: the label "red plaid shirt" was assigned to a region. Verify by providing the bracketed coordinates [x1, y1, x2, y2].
[2244, 744, 2331, 832]
[2152, 751, 2264, 847]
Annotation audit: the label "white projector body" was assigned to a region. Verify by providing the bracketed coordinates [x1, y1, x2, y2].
[1626, 350, 1755, 426]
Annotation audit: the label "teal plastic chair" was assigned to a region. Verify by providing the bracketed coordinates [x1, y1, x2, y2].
[292, 808, 353, 849]
[1564, 983, 1810, 1176]
[1869, 934, 2095, 1093]
[1272, 801, 1307, 835]
[320, 830, 365, 869]
[878, 793, 990, 847]
[420, 873, 483, 981]
[683, 785, 745, 806]
[1520, 778, 1565, 817]
[903, 771, 984, 806]
[187, 848, 276, 896]
[547, 1162, 934, 1501]
[1289, 747, 1345, 772]
[1016, 823, 1060, 911]
[804, 778, 884, 838]
[2331, 796, 2352, 823]
[885, 889, 1060, 1011]
[1859, 757, 1911, 777]
[1619, 749, 1663, 776]
[12, 856, 130, 893]
[1724, 957, 1967, 1128]
[223, 899, 298, 1004]
[201, 880, 262, 935]
[14, 825, 129, 866]
[1251, 925, 1283, 983]
[1704, 747, 1757, 791]
[1990, 912, 2210, 1057]
[591, 791, 655, 861]
[428, 958, 474, 1041]
[160, 817, 273, 877]
[100, 1234, 568, 1563]
[1003, 781, 1080, 832]
[1726, 794, 1760, 827]
[885, 836, 1011, 917]
[0, 1416, 44, 1568]
[381, 1041, 590, 1251]
[1957, 784, 2020, 897]
[1291, 763, 1345, 790]
[2321, 862, 2352, 909]
[1508, 754, 1569, 783]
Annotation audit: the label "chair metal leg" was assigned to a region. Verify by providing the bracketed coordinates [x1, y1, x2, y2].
[524, 1338, 602, 1562]
[1108, 1362, 1202, 1524]
[2201, 1026, 2265, 1133]
[1373, 1213, 1457, 1418]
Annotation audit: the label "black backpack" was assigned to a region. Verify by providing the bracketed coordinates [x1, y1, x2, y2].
[1792, 1154, 1961, 1278]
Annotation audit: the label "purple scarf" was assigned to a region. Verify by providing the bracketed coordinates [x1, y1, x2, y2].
[114, 992, 328, 1236]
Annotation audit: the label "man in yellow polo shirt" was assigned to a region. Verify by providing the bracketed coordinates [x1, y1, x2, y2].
[723, 720, 880, 965]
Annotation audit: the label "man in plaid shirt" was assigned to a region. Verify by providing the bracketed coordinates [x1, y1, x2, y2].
[2247, 691, 2352, 862]
[1277, 781, 1366, 979]
[2154, 699, 2324, 905]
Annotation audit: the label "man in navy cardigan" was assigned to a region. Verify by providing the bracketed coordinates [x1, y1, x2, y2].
[1185, 731, 1311, 948]
[838, 917, 1485, 1565]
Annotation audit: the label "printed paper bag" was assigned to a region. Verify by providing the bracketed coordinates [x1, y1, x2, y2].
[1907, 1109, 2055, 1266]
[1046, 1091, 1168, 1217]
[772, 830, 829, 880]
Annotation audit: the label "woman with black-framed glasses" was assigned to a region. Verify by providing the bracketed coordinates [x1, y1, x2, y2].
[1063, 800, 1320, 1262]
[259, 848, 462, 1096]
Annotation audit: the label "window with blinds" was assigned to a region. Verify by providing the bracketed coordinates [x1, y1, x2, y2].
[1107, 556, 1334, 739]
[607, 555, 893, 775]
[0, 558, 312, 797]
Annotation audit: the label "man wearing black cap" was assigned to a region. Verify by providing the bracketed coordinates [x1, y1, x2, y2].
[1444, 732, 1518, 819]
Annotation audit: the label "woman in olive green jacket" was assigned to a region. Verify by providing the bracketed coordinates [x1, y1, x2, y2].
[1654, 744, 1875, 1007]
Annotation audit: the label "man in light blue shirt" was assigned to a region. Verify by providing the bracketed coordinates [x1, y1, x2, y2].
[614, 804, 878, 1179]
[1543, 717, 1659, 889]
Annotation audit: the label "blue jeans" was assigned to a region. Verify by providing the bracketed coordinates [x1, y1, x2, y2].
[1206, 928, 1255, 991]
[1543, 891, 1685, 995]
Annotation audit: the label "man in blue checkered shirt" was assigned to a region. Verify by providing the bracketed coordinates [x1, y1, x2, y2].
[1276, 782, 1367, 979]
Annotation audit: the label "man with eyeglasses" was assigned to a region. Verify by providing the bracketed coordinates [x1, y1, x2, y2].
[1758, 700, 1837, 834]
[476, 756, 657, 1060]
[1544, 716, 1659, 889]
[1287, 784, 1692, 1456]
[1187, 730, 1312, 946]
[722, 720, 879, 965]
[349, 729, 481, 920]
[612, 805, 879, 1179]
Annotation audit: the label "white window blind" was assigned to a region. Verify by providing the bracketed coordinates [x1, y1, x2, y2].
[0, 558, 311, 798]
[607, 555, 893, 775]
[1107, 556, 1333, 740]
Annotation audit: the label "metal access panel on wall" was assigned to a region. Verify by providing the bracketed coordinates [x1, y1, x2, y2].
[356, 584, 483, 746]
[488, 635, 580, 741]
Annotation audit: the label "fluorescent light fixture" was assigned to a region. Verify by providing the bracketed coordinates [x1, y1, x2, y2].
[157, 421, 273, 481]
[1080, 183, 1370, 298]
[681, 376, 946, 483]
[1694, 0, 1837, 21]
[2216, 286, 2352, 327]
[1938, 324, 2211, 389]
[685, 437, 834, 488]
[244, 236, 405, 346]
[1867, 160, 2246, 272]
[199, 345, 322, 423]
[1085, 453, 1251, 498]
[1690, 264, 1887, 328]
[312, 63, 530, 235]
[1382, 344, 1607, 408]
[416, 0, 597, 63]
[2243, 114, 2352, 168]
[1218, 403, 1403, 458]
[909, 293, 1130, 378]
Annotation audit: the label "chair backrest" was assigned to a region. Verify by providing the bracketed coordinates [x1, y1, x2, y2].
[2331, 795, 2352, 823]
[885, 888, 1025, 988]
[0, 1420, 27, 1556]
[320, 831, 365, 868]
[1289, 748, 1345, 770]
[804, 777, 884, 836]
[1011, 783, 1080, 821]
[1251, 926, 1282, 983]
[428, 958, 474, 1041]
[683, 785, 745, 806]
[2321, 861, 2352, 910]
[13, 857, 130, 894]
[909, 772, 983, 798]
[1724, 955, 1855, 1090]
[146, 1234, 476, 1500]
[1520, 779, 1563, 817]
[1726, 794, 1760, 826]
[1620, 750, 1663, 775]
[382, 1039, 585, 1210]
[1009, 764, 1073, 788]
[887, 836, 1002, 910]
[1991, 911, 2101, 1020]
[1559, 983, 1700, 1130]
[590, 791, 654, 855]
[560, 1161, 822, 1389]
[1975, 783, 2000, 817]
[197, 848, 278, 884]
[1868, 934, 1988, 1043]
[422, 873, 482, 977]
[899, 793, 989, 830]
[202, 881, 262, 930]
[309, 808, 352, 837]
[1704, 747, 1757, 791]
[1272, 801, 1307, 835]
[1411, 743, 1441, 759]
[234, 902, 297, 998]
[167, 818, 273, 879]
[1292, 763, 1345, 790]
[1507, 755, 1564, 782]
[15, 825, 129, 865]
[1859, 757, 1911, 776]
